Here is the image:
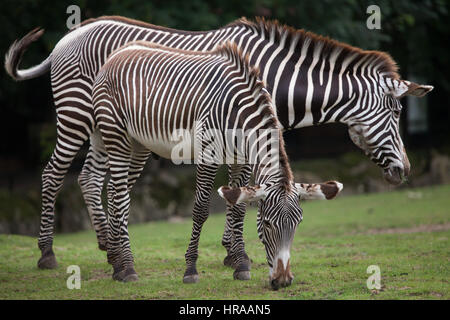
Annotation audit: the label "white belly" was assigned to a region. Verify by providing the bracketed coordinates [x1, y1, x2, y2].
[129, 128, 196, 163]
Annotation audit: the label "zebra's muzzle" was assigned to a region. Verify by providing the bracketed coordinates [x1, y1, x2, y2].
[383, 165, 406, 185]
[269, 258, 294, 290]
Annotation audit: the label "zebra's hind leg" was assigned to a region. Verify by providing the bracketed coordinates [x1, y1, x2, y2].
[183, 164, 219, 284]
[78, 135, 109, 251]
[38, 132, 85, 269]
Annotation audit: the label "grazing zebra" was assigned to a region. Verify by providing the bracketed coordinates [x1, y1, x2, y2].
[5, 16, 433, 272]
[92, 41, 342, 288]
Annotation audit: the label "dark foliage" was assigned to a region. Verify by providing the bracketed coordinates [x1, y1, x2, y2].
[1, 0, 449, 171]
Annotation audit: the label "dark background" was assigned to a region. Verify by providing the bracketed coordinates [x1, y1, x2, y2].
[1, 0, 449, 168]
[0, 0, 449, 234]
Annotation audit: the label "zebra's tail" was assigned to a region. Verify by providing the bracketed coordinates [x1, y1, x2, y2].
[4, 27, 51, 81]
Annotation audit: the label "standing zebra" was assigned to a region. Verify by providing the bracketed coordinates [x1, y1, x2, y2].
[92, 41, 342, 288]
[5, 16, 432, 272]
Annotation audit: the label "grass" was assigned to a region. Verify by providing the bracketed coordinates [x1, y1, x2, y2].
[0, 184, 449, 300]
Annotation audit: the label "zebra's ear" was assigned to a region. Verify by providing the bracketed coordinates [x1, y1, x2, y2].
[218, 185, 267, 206]
[385, 79, 434, 99]
[402, 82, 434, 98]
[294, 181, 343, 200]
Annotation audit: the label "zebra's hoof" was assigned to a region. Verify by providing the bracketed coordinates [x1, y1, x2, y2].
[121, 267, 139, 282]
[183, 274, 199, 284]
[223, 255, 234, 268]
[233, 270, 251, 281]
[112, 266, 125, 281]
[122, 273, 139, 282]
[37, 255, 58, 269]
[112, 271, 124, 281]
[37, 249, 58, 269]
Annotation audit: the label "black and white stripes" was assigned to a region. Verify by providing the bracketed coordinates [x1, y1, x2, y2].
[5, 16, 432, 274]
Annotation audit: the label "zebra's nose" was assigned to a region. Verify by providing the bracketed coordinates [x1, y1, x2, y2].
[270, 258, 294, 290]
[403, 148, 411, 177]
[270, 272, 294, 290]
[270, 278, 280, 290]
[403, 162, 410, 177]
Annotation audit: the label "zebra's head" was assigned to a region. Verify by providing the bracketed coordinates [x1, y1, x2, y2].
[347, 78, 433, 185]
[218, 180, 343, 290]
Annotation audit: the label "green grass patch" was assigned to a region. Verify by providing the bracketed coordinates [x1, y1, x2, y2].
[0, 184, 449, 299]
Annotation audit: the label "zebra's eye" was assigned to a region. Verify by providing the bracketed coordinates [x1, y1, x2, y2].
[393, 110, 401, 117]
[263, 219, 271, 229]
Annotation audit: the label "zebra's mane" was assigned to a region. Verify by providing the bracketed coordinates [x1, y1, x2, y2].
[74, 16, 399, 80]
[230, 17, 401, 80]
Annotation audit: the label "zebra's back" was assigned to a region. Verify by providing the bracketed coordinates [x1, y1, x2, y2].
[93, 41, 265, 160]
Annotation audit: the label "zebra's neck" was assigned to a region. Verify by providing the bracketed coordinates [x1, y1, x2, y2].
[251, 133, 293, 192]
[232, 96, 292, 190]
[233, 18, 397, 130]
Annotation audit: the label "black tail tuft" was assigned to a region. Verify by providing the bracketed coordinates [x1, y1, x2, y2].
[5, 27, 48, 81]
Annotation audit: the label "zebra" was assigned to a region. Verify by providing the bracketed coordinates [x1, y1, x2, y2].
[5, 16, 433, 273]
[91, 41, 342, 288]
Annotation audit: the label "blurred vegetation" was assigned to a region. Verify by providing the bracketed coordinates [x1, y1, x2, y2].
[0, 0, 449, 168]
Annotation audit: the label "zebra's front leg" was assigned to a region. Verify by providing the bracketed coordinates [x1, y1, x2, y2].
[183, 164, 219, 284]
[127, 146, 153, 193]
[221, 165, 251, 267]
[78, 135, 109, 251]
[113, 146, 152, 281]
[223, 164, 252, 280]
[105, 142, 137, 282]
[221, 210, 234, 267]
[106, 180, 126, 281]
